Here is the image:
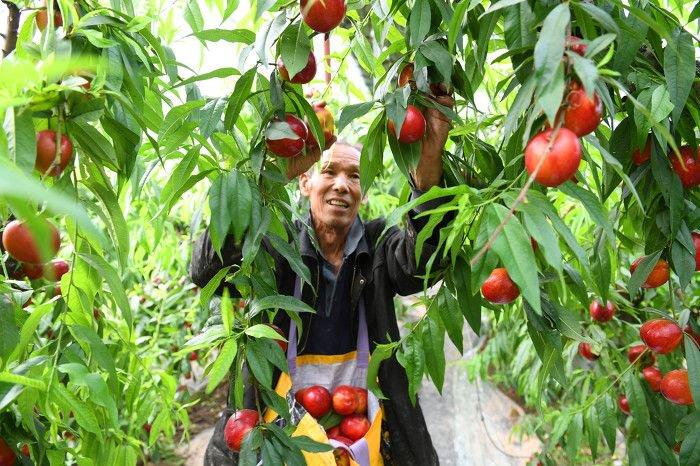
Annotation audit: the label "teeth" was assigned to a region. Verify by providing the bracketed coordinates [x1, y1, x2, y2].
[328, 200, 348, 207]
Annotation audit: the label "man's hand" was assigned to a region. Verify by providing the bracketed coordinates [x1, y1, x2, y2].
[413, 93, 455, 191]
[285, 134, 337, 180]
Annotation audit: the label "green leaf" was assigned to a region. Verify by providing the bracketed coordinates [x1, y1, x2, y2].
[265, 233, 311, 287]
[360, 112, 386, 195]
[249, 295, 315, 318]
[224, 68, 256, 130]
[484, 203, 540, 315]
[80, 253, 132, 328]
[409, 0, 431, 48]
[0, 299, 19, 361]
[67, 120, 118, 171]
[9, 106, 35, 174]
[680, 423, 700, 466]
[337, 102, 375, 135]
[419, 40, 452, 82]
[366, 344, 394, 400]
[663, 29, 695, 123]
[519, 201, 562, 273]
[439, 288, 464, 354]
[574, 3, 620, 35]
[626, 373, 650, 437]
[199, 266, 232, 311]
[628, 250, 663, 298]
[685, 335, 700, 410]
[157, 147, 200, 218]
[199, 98, 227, 139]
[291, 435, 334, 453]
[208, 173, 234, 253]
[51, 383, 101, 435]
[400, 333, 425, 405]
[597, 395, 617, 452]
[158, 100, 205, 149]
[559, 183, 615, 243]
[422, 307, 445, 393]
[184, 0, 204, 33]
[278, 23, 311, 79]
[245, 339, 273, 388]
[193, 29, 255, 44]
[228, 170, 252, 243]
[533, 4, 569, 87]
[451, 256, 481, 334]
[206, 338, 237, 393]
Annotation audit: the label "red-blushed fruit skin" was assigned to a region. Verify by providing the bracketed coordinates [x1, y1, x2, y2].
[300, 0, 346, 33]
[36, 130, 73, 176]
[311, 101, 335, 144]
[640, 319, 683, 354]
[692, 232, 700, 271]
[354, 387, 368, 415]
[326, 426, 340, 438]
[332, 385, 358, 415]
[0, 438, 14, 466]
[278, 52, 317, 84]
[21, 263, 44, 280]
[45, 259, 69, 281]
[328, 433, 353, 446]
[36, 9, 63, 31]
[387, 105, 426, 144]
[630, 257, 670, 289]
[589, 299, 615, 323]
[642, 366, 663, 392]
[480, 268, 520, 304]
[566, 35, 587, 56]
[660, 369, 693, 405]
[578, 342, 599, 361]
[224, 409, 259, 452]
[524, 128, 581, 187]
[2, 220, 61, 264]
[618, 395, 630, 415]
[627, 344, 656, 368]
[294, 387, 307, 405]
[632, 138, 652, 166]
[398, 63, 414, 87]
[670, 146, 700, 188]
[265, 114, 308, 158]
[339, 414, 371, 441]
[300, 385, 332, 418]
[561, 83, 603, 137]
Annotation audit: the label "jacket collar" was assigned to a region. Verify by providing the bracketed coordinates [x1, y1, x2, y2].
[299, 214, 370, 261]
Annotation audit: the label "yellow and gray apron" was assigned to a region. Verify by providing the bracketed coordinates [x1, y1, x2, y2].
[264, 277, 384, 466]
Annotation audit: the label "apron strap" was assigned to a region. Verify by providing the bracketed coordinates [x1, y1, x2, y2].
[287, 275, 370, 378]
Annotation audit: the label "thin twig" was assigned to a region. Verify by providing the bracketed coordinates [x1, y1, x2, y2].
[469, 126, 561, 268]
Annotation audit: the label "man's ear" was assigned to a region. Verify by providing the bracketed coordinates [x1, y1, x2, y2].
[299, 172, 311, 197]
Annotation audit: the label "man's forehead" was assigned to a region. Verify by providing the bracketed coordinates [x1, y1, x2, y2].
[320, 144, 360, 169]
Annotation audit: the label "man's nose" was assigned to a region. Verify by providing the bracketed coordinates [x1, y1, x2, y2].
[332, 174, 349, 192]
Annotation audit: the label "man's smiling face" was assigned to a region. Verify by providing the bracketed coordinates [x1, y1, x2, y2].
[300, 143, 362, 231]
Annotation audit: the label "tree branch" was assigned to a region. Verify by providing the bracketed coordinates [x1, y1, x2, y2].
[2, 0, 20, 57]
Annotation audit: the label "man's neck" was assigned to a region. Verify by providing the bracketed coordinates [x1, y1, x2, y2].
[313, 219, 350, 272]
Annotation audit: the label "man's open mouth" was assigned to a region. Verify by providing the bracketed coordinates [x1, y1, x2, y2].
[326, 199, 349, 208]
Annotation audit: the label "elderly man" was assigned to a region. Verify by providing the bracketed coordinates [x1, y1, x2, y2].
[191, 95, 453, 465]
